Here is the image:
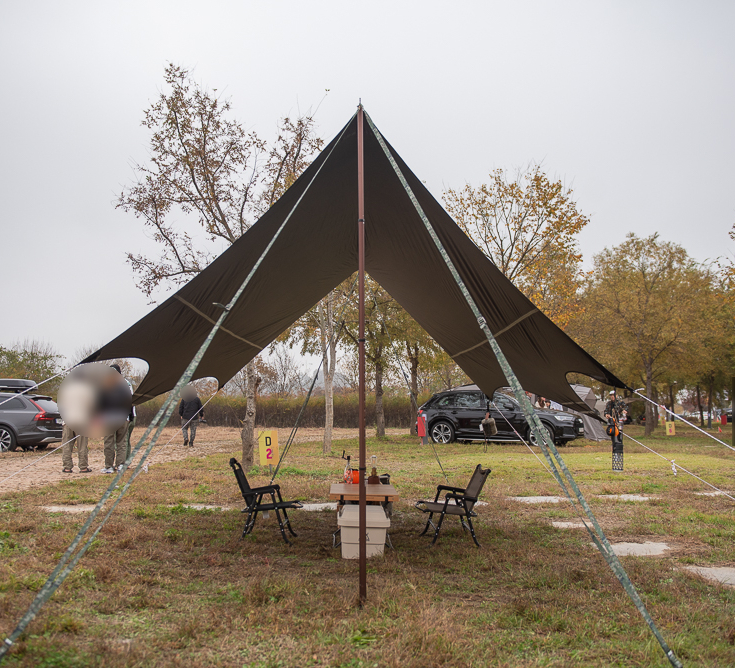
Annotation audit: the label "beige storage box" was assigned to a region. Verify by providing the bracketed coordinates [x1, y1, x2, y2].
[337, 504, 391, 559]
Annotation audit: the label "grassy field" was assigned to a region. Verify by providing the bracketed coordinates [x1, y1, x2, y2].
[1, 425, 734, 667]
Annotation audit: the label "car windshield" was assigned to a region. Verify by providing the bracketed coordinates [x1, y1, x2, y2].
[492, 392, 518, 410]
[32, 399, 59, 413]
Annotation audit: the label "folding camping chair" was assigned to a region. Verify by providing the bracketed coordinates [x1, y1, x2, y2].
[415, 464, 491, 547]
[229, 458, 303, 545]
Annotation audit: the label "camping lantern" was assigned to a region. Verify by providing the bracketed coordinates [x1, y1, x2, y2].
[612, 442, 624, 471]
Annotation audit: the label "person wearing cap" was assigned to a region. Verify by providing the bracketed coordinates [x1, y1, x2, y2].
[604, 390, 627, 449]
[101, 364, 135, 473]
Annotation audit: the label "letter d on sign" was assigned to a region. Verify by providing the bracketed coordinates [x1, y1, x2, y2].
[258, 430, 280, 467]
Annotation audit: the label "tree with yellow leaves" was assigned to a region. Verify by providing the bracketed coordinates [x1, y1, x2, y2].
[570, 234, 709, 436]
[443, 165, 588, 329]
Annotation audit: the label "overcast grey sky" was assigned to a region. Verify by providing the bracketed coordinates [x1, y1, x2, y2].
[1, 0, 733, 364]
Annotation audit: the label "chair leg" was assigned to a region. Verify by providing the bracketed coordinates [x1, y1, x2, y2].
[281, 507, 298, 537]
[242, 509, 256, 537]
[274, 507, 292, 545]
[419, 512, 433, 536]
[431, 510, 447, 545]
[460, 516, 468, 532]
[465, 515, 481, 548]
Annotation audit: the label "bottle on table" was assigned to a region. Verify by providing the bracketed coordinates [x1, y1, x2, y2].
[343, 455, 353, 484]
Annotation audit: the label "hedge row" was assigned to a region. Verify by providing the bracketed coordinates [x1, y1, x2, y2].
[135, 392, 432, 429]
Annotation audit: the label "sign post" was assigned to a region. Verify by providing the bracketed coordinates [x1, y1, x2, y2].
[258, 430, 279, 476]
[666, 421, 676, 436]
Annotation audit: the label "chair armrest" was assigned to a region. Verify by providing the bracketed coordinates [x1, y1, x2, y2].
[446, 493, 479, 503]
[434, 484, 466, 502]
[249, 484, 279, 494]
[437, 485, 466, 493]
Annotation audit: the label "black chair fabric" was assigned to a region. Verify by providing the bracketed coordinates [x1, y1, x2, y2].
[415, 464, 491, 547]
[229, 457, 302, 545]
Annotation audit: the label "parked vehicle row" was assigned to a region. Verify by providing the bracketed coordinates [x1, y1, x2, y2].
[418, 384, 585, 446]
[0, 379, 63, 452]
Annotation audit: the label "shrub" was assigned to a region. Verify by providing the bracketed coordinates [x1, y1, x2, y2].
[135, 392, 430, 428]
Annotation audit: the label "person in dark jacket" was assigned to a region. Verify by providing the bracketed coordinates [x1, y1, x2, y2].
[179, 385, 204, 447]
[604, 390, 627, 450]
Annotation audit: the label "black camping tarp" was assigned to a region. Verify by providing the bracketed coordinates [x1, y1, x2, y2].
[83, 113, 626, 414]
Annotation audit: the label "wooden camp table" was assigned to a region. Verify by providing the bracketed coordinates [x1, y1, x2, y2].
[329, 483, 399, 504]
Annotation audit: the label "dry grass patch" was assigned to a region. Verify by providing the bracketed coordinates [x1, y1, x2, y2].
[1, 427, 734, 666]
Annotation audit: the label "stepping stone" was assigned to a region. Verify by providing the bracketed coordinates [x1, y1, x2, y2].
[508, 496, 565, 504]
[693, 491, 732, 497]
[596, 494, 657, 502]
[683, 566, 735, 588]
[553, 521, 587, 529]
[180, 504, 231, 511]
[602, 541, 671, 556]
[43, 505, 96, 513]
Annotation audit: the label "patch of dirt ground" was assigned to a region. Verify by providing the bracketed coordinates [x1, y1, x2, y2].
[0, 426, 407, 494]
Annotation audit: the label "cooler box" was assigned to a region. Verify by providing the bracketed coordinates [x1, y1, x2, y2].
[337, 504, 390, 559]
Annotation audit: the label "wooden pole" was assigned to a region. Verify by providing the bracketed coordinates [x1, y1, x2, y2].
[357, 103, 367, 605]
[731, 376, 734, 448]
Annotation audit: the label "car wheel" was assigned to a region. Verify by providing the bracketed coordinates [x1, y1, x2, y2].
[528, 423, 555, 448]
[0, 426, 16, 452]
[431, 421, 455, 444]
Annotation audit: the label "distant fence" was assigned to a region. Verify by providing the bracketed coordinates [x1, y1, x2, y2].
[134, 392, 430, 429]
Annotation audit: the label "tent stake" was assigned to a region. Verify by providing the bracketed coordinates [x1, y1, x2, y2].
[357, 103, 367, 606]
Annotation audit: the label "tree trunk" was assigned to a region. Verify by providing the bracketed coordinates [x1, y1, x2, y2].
[707, 374, 713, 429]
[241, 359, 258, 471]
[323, 354, 334, 454]
[669, 385, 675, 414]
[407, 341, 420, 434]
[696, 384, 704, 427]
[319, 293, 336, 455]
[644, 363, 655, 436]
[375, 357, 385, 438]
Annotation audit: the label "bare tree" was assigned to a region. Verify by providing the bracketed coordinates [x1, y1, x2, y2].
[117, 64, 322, 470]
[282, 284, 349, 453]
[260, 343, 305, 397]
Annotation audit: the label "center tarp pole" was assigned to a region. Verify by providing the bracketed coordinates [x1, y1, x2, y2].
[357, 102, 367, 605]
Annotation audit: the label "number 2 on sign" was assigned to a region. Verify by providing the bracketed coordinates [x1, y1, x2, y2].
[258, 430, 279, 466]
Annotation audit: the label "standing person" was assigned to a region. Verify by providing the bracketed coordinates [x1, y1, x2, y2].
[535, 396, 549, 409]
[102, 364, 134, 473]
[480, 411, 497, 453]
[61, 423, 90, 473]
[604, 390, 627, 450]
[179, 385, 204, 447]
[124, 383, 136, 462]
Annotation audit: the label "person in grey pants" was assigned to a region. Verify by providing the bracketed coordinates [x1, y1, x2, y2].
[179, 386, 204, 447]
[61, 423, 90, 473]
[102, 364, 135, 473]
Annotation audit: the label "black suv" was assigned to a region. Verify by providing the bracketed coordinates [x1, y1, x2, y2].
[0, 379, 63, 452]
[418, 384, 584, 446]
